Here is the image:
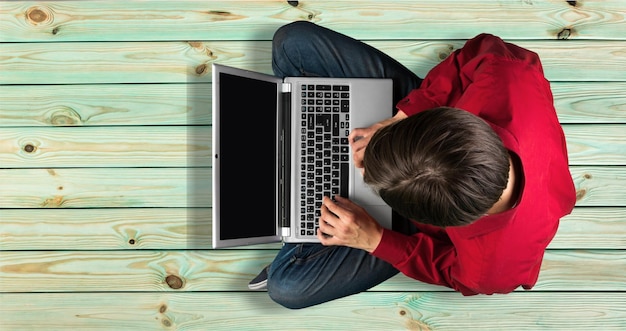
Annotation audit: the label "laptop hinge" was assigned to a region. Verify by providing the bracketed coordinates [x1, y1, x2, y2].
[279, 83, 291, 230]
[281, 82, 291, 93]
[281, 227, 290, 237]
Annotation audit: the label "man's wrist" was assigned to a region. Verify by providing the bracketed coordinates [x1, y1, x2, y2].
[365, 225, 384, 253]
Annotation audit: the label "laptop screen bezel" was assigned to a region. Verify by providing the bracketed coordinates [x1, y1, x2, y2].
[211, 64, 283, 248]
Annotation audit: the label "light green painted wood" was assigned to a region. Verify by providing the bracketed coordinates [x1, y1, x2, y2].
[569, 166, 626, 207]
[0, 168, 210, 208]
[2, 40, 626, 85]
[0, 166, 622, 208]
[1, 0, 624, 329]
[0, 250, 624, 293]
[0, 125, 622, 167]
[0, 208, 214, 251]
[0, 82, 625, 127]
[0, 126, 211, 168]
[1, 207, 623, 251]
[0, 84, 212, 126]
[0, 292, 624, 331]
[554, 207, 626, 249]
[562, 125, 626, 165]
[552, 82, 626, 124]
[2, 1, 625, 42]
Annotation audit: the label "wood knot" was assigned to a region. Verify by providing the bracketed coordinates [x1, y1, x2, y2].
[288, 1, 299, 6]
[23, 144, 37, 153]
[188, 41, 203, 49]
[128, 239, 136, 245]
[557, 28, 572, 40]
[42, 195, 66, 208]
[26, 6, 53, 26]
[159, 304, 167, 313]
[566, 0, 577, 6]
[165, 275, 184, 289]
[50, 106, 83, 126]
[161, 318, 172, 327]
[583, 173, 592, 179]
[575, 188, 586, 201]
[195, 63, 208, 75]
[207, 10, 231, 17]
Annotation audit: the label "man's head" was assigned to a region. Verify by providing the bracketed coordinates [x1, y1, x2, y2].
[363, 107, 510, 227]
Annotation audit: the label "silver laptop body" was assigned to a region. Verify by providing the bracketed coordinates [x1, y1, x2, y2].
[212, 64, 393, 248]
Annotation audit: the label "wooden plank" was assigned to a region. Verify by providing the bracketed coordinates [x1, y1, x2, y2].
[2, 1, 625, 42]
[0, 41, 274, 85]
[0, 126, 211, 168]
[381, 249, 626, 292]
[1, 82, 625, 127]
[0, 125, 622, 167]
[554, 207, 626, 249]
[2, 40, 625, 84]
[0, 168, 210, 208]
[570, 166, 626, 207]
[0, 207, 624, 251]
[0, 84, 211, 126]
[0, 208, 213, 251]
[0, 166, 622, 208]
[562, 124, 626, 166]
[553, 82, 626, 124]
[0, 292, 624, 330]
[0, 250, 623, 293]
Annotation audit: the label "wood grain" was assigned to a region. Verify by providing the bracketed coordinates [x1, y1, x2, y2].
[0, 208, 213, 250]
[0, 84, 212, 126]
[0, 125, 621, 167]
[0, 166, 621, 208]
[0, 292, 624, 330]
[1, 82, 625, 127]
[0, 126, 211, 168]
[1, 1, 624, 329]
[552, 82, 626, 123]
[0, 250, 623, 293]
[2, 40, 625, 84]
[562, 124, 626, 165]
[0, 168, 210, 208]
[570, 166, 626, 207]
[0, 207, 623, 251]
[1, 1, 624, 42]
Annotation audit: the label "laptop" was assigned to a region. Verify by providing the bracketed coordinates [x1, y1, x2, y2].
[212, 63, 393, 248]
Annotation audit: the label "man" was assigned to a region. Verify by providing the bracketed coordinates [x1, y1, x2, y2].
[249, 21, 576, 309]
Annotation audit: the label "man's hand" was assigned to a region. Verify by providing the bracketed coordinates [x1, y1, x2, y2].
[317, 196, 383, 252]
[349, 111, 407, 169]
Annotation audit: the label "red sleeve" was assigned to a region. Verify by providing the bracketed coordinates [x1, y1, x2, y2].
[372, 228, 482, 295]
[372, 228, 456, 286]
[396, 33, 543, 116]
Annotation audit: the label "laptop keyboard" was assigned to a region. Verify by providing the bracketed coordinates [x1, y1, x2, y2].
[298, 84, 350, 237]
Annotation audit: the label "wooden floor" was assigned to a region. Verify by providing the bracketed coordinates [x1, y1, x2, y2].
[1, 1, 625, 330]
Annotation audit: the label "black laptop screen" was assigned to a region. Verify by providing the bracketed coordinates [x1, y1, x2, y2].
[217, 72, 278, 240]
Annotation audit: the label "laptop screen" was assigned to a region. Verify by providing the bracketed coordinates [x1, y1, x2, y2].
[216, 72, 279, 240]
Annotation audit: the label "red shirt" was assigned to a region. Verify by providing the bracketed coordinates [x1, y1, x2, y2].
[371, 34, 577, 295]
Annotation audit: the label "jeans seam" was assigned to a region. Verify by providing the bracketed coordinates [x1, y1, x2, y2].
[292, 245, 336, 265]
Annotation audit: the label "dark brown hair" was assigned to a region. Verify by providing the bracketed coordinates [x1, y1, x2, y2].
[363, 107, 510, 227]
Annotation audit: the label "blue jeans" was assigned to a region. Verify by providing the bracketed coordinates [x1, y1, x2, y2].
[267, 21, 423, 309]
